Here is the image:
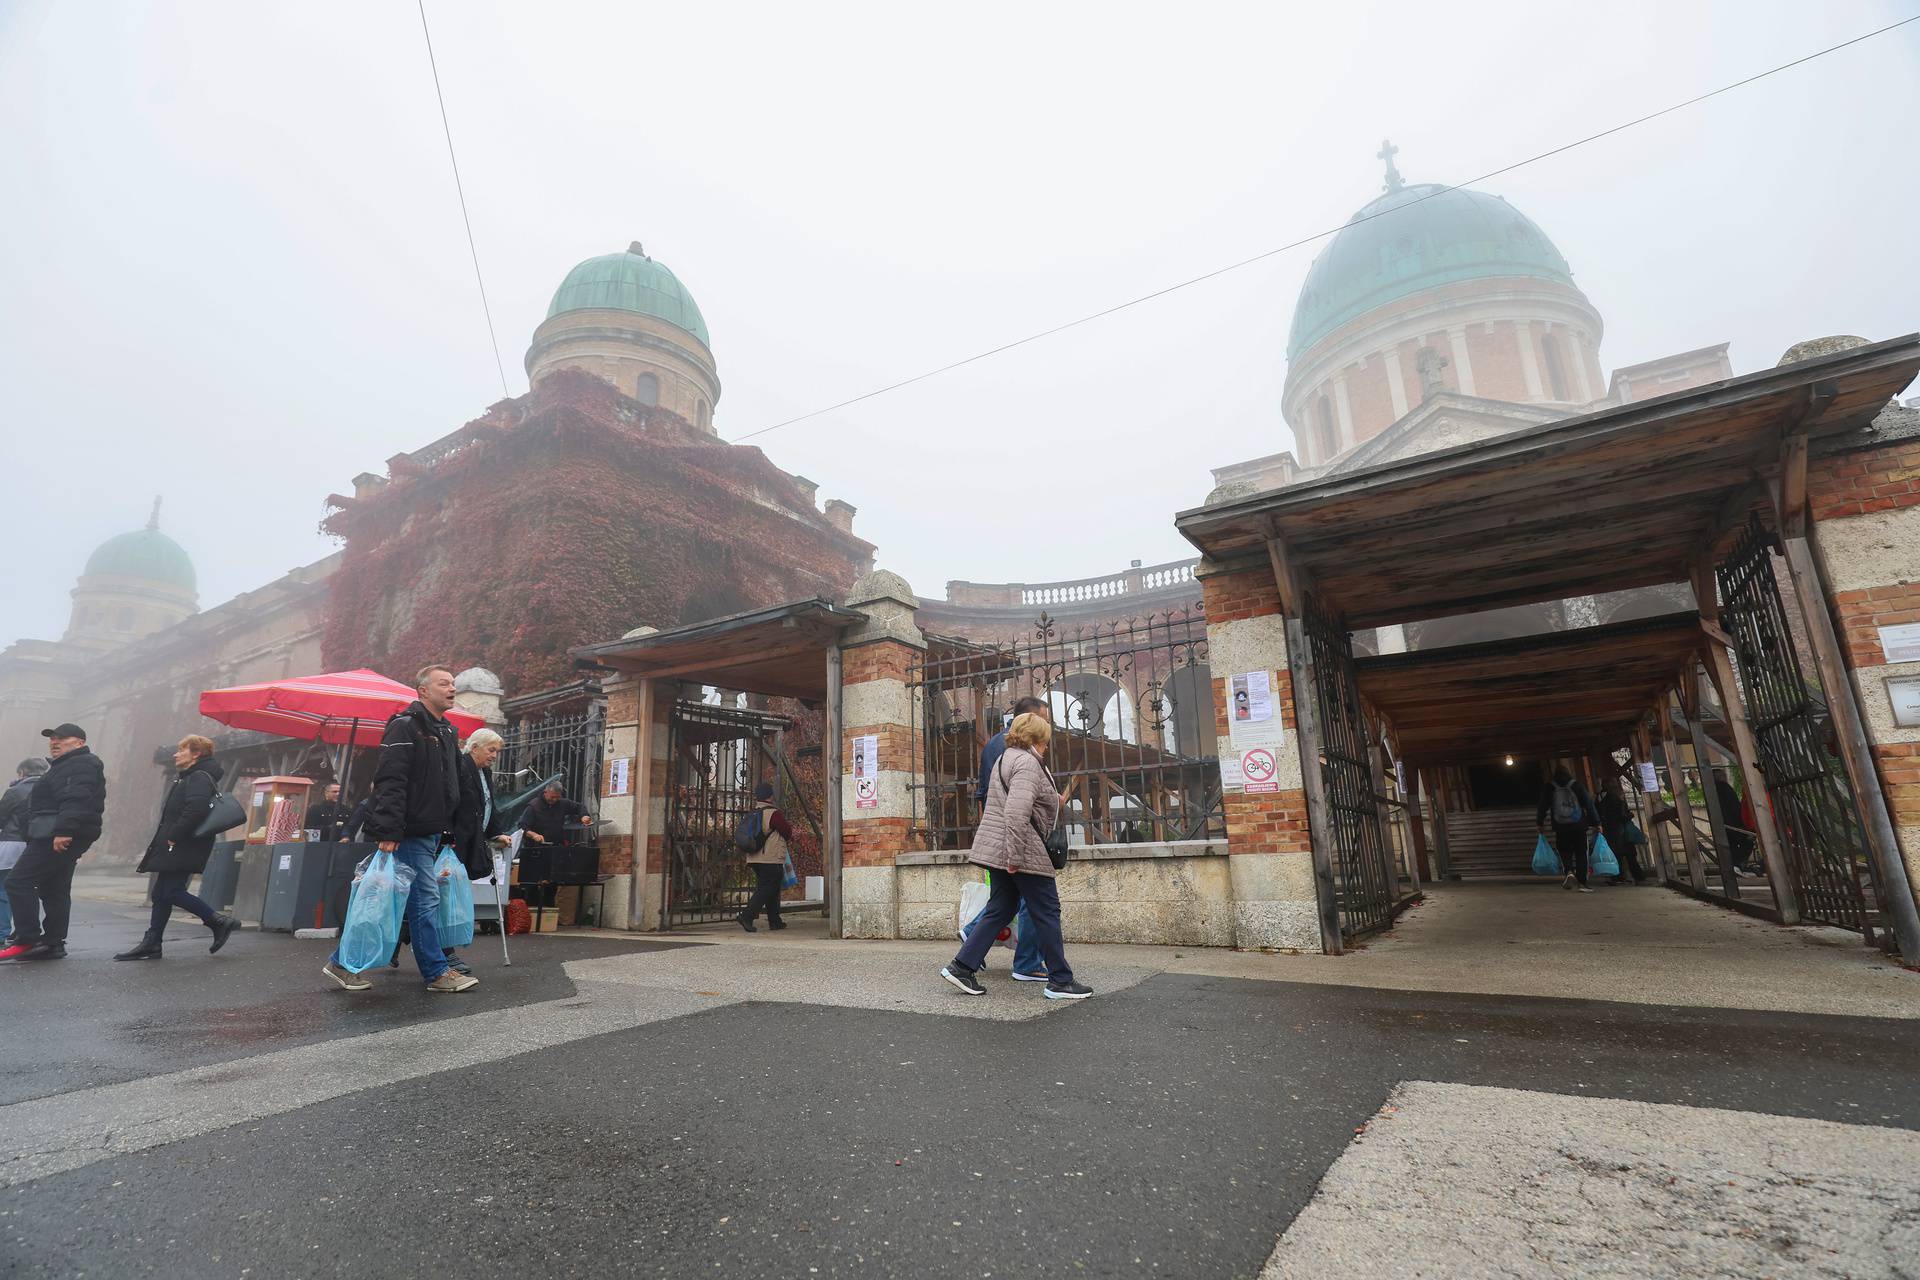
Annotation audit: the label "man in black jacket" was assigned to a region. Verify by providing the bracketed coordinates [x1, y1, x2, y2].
[0, 723, 106, 962]
[321, 666, 477, 994]
[307, 783, 352, 842]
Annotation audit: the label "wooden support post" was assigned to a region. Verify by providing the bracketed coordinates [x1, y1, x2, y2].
[1634, 725, 1675, 885]
[626, 677, 656, 931]
[1685, 693, 1743, 901]
[1778, 532, 1920, 962]
[825, 644, 844, 940]
[1698, 635, 1802, 924]
[1286, 616, 1343, 956]
[1423, 767, 1456, 880]
[1658, 701, 1709, 892]
[1405, 765, 1432, 882]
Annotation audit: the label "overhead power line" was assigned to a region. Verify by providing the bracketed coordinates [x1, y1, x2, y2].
[418, 0, 511, 398]
[729, 13, 1919, 445]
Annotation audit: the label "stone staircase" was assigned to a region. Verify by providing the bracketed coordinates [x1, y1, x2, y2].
[1440, 807, 1542, 878]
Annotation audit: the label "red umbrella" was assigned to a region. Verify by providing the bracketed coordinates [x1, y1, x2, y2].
[199, 669, 485, 747]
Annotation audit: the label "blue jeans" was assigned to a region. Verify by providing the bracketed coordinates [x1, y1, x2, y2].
[965, 872, 1043, 974]
[954, 869, 1072, 984]
[333, 836, 448, 982]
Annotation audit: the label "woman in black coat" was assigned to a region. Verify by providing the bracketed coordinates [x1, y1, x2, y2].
[115, 736, 239, 960]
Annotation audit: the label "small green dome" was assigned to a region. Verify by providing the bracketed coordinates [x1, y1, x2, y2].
[1289, 182, 1576, 360]
[546, 243, 710, 348]
[85, 515, 196, 593]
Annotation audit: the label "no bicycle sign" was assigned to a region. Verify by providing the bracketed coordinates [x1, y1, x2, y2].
[1240, 746, 1280, 794]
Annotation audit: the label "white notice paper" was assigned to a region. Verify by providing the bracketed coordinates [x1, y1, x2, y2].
[606, 756, 632, 797]
[853, 733, 879, 809]
[1888, 676, 1920, 729]
[1878, 622, 1920, 665]
[1228, 671, 1284, 753]
[1638, 762, 1659, 793]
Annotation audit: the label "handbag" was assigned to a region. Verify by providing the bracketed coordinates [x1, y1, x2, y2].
[998, 755, 1069, 871]
[195, 789, 247, 838]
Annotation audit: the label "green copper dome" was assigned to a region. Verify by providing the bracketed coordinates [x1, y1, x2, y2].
[546, 243, 710, 348]
[1288, 181, 1577, 361]
[84, 505, 196, 592]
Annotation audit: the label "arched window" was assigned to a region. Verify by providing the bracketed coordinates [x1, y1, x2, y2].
[696, 399, 711, 429]
[1541, 334, 1569, 401]
[634, 372, 660, 407]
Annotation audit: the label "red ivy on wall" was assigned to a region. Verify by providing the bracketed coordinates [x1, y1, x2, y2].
[320, 370, 873, 694]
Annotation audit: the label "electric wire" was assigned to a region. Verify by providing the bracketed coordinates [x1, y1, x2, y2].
[728, 13, 1919, 444]
[418, 0, 511, 398]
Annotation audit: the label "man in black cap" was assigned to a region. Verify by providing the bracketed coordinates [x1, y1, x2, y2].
[0, 723, 107, 962]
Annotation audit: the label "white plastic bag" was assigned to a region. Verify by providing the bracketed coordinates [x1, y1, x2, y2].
[957, 878, 1014, 949]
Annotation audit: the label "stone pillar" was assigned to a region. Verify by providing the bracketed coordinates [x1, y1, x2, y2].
[1197, 558, 1321, 951]
[837, 570, 926, 939]
[1807, 431, 1920, 926]
[598, 665, 675, 931]
[452, 667, 507, 728]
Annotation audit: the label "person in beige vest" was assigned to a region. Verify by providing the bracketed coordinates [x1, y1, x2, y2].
[737, 782, 795, 933]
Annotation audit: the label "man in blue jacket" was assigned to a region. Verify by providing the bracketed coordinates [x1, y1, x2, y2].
[963, 696, 1051, 980]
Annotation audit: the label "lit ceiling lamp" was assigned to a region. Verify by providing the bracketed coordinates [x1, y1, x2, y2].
[1504, 755, 1515, 767]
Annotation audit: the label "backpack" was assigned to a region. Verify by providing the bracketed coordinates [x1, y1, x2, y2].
[732, 807, 768, 853]
[1549, 780, 1584, 826]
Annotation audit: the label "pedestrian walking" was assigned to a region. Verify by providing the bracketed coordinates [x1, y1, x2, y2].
[0, 723, 106, 962]
[0, 757, 50, 944]
[1711, 768, 1759, 874]
[736, 782, 795, 932]
[113, 735, 240, 960]
[321, 665, 476, 993]
[1536, 764, 1600, 893]
[1595, 773, 1647, 885]
[941, 712, 1091, 1000]
[959, 695, 1050, 980]
[439, 727, 512, 974]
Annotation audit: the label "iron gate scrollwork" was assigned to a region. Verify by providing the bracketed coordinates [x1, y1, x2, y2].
[493, 704, 605, 819]
[908, 607, 1222, 851]
[1300, 599, 1400, 941]
[1716, 517, 1878, 941]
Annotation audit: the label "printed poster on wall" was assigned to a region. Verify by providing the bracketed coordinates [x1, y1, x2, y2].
[853, 733, 879, 809]
[606, 756, 632, 797]
[1878, 622, 1920, 665]
[1227, 671, 1283, 750]
[1637, 761, 1660, 793]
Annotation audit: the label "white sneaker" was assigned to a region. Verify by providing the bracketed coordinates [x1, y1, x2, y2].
[1009, 970, 1050, 982]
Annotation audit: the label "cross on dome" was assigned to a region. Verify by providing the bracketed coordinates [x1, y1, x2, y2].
[1378, 139, 1404, 193]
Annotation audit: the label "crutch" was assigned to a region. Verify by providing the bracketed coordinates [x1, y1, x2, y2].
[493, 830, 520, 966]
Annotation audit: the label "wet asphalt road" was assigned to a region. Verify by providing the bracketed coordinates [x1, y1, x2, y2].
[3, 902, 1919, 1278]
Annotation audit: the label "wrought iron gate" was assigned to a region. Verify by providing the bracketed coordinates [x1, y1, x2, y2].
[1716, 518, 1878, 940]
[1299, 600, 1401, 940]
[663, 700, 820, 927]
[494, 704, 604, 818]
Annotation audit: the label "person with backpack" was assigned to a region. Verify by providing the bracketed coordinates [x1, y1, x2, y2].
[1537, 764, 1601, 893]
[735, 782, 794, 933]
[113, 735, 240, 960]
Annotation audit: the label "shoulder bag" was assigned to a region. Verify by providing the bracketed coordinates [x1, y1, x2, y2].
[997, 753, 1070, 871]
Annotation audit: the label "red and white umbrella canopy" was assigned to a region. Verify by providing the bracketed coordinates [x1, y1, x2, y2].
[199, 669, 485, 747]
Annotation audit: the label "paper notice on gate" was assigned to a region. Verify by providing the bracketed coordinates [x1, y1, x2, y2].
[1637, 762, 1659, 793]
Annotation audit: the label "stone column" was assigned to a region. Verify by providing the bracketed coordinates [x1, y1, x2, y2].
[1806, 432, 1920, 942]
[598, 662, 675, 931]
[1197, 558, 1322, 951]
[452, 667, 507, 728]
[837, 571, 926, 940]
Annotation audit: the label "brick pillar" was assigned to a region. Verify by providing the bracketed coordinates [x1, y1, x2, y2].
[837, 571, 926, 939]
[1197, 558, 1322, 951]
[598, 671, 675, 930]
[1808, 434, 1920, 926]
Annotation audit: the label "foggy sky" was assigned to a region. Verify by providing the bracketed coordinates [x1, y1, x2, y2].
[2, 1, 1916, 652]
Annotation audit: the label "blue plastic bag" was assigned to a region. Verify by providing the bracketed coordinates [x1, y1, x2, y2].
[1531, 833, 1562, 876]
[1590, 833, 1621, 879]
[337, 852, 416, 973]
[434, 847, 475, 948]
[782, 852, 799, 890]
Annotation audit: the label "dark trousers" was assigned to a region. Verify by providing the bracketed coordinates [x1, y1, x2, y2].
[953, 868, 1073, 984]
[1553, 824, 1589, 885]
[1603, 830, 1646, 883]
[742, 862, 785, 925]
[5, 840, 79, 945]
[150, 871, 217, 932]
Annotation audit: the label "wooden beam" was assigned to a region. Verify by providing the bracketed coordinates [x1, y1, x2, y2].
[1264, 528, 1309, 619]
[1286, 616, 1344, 955]
[1423, 767, 1457, 880]
[1405, 766, 1432, 881]
[626, 677, 656, 931]
[1697, 635, 1802, 924]
[1779, 533, 1920, 962]
[1658, 701, 1709, 892]
[1685, 703, 1743, 902]
[1634, 724, 1675, 884]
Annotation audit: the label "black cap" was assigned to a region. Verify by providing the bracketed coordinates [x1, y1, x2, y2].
[754, 782, 775, 802]
[41, 723, 86, 741]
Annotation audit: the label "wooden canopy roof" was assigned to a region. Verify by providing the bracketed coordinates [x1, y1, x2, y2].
[1354, 613, 1703, 761]
[1177, 335, 1920, 629]
[573, 598, 864, 701]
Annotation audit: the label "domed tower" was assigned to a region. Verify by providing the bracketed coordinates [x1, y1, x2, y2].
[1283, 144, 1606, 465]
[524, 242, 721, 433]
[64, 498, 198, 649]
